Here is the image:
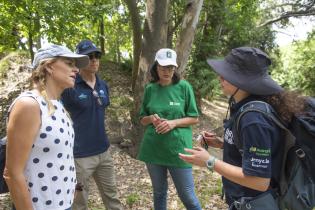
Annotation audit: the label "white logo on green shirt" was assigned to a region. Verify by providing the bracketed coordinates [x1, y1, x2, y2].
[169, 101, 180, 106]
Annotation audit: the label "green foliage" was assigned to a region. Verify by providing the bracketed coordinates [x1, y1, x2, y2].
[0, 51, 29, 79]
[186, 59, 221, 101]
[272, 34, 315, 96]
[126, 193, 140, 207]
[0, 58, 10, 79]
[186, 0, 276, 109]
[0, 0, 314, 97]
[0, 0, 134, 61]
[197, 173, 224, 208]
[111, 95, 133, 108]
[120, 59, 133, 73]
[107, 95, 133, 122]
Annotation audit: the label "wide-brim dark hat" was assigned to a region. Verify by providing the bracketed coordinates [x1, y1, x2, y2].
[76, 40, 101, 55]
[207, 47, 283, 95]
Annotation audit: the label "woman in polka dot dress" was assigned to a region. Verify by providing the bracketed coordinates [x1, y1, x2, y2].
[3, 45, 89, 210]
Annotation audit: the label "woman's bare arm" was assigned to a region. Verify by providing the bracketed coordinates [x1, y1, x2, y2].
[4, 97, 41, 210]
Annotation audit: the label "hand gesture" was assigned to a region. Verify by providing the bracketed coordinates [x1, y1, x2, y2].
[150, 114, 162, 127]
[202, 131, 223, 149]
[155, 119, 176, 134]
[178, 147, 210, 167]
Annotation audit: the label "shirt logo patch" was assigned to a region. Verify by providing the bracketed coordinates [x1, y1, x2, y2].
[99, 90, 105, 97]
[166, 51, 172, 58]
[249, 147, 270, 157]
[169, 101, 180, 106]
[224, 128, 234, 144]
[251, 157, 269, 168]
[78, 93, 87, 99]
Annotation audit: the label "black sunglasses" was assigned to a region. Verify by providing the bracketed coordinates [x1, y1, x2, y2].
[88, 53, 101, 60]
[75, 183, 84, 191]
[92, 90, 103, 106]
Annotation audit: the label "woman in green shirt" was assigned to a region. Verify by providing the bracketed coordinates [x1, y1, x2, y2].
[138, 48, 201, 210]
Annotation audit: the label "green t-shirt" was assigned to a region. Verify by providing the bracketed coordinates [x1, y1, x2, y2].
[138, 80, 199, 168]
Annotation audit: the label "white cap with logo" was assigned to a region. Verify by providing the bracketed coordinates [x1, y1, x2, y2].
[155, 48, 178, 67]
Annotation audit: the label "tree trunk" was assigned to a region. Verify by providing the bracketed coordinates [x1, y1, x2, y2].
[167, 13, 173, 48]
[117, 39, 121, 64]
[130, 0, 169, 157]
[175, 0, 204, 77]
[28, 30, 34, 62]
[99, 16, 105, 54]
[124, 0, 142, 92]
[34, 12, 41, 49]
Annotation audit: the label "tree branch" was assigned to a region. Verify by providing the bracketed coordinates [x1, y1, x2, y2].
[258, 9, 315, 27]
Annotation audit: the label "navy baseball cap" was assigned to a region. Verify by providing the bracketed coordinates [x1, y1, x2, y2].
[76, 40, 101, 55]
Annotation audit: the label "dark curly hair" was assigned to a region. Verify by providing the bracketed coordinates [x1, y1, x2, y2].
[149, 61, 180, 84]
[261, 90, 307, 124]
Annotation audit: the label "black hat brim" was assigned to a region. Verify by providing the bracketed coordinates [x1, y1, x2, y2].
[207, 58, 283, 95]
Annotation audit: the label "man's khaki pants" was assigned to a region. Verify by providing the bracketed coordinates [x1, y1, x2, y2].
[72, 149, 122, 210]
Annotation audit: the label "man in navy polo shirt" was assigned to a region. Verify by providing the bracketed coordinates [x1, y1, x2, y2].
[61, 40, 122, 210]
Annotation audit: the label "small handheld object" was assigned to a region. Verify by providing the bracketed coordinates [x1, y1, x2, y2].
[196, 134, 208, 150]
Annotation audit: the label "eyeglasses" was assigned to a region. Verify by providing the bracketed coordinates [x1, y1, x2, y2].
[75, 183, 84, 191]
[88, 53, 101, 60]
[92, 90, 103, 106]
[158, 65, 175, 71]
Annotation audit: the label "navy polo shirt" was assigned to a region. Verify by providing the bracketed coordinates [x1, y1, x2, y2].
[222, 95, 284, 206]
[61, 74, 110, 158]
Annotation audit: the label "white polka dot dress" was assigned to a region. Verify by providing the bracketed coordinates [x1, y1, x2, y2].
[9, 91, 76, 210]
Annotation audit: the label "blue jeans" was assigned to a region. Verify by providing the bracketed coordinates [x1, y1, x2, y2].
[146, 163, 201, 210]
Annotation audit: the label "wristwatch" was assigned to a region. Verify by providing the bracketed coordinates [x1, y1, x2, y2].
[206, 156, 217, 172]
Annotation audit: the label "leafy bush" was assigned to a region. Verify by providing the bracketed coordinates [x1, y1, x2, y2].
[126, 193, 140, 207]
[272, 35, 315, 96]
[0, 59, 9, 79]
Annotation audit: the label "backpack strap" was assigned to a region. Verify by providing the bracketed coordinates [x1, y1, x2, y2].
[233, 100, 296, 194]
[233, 101, 273, 154]
[233, 100, 295, 153]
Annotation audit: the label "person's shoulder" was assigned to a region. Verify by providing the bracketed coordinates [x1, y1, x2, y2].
[145, 82, 156, 89]
[177, 79, 192, 88]
[12, 95, 39, 114]
[240, 109, 274, 128]
[96, 75, 109, 86]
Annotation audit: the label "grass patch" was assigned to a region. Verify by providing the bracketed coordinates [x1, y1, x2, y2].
[0, 59, 9, 79]
[195, 172, 224, 209]
[126, 193, 140, 207]
[107, 95, 133, 122]
[110, 95, 133, 108]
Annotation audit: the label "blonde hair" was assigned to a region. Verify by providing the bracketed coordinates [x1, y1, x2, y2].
[30, 58, 57, 115]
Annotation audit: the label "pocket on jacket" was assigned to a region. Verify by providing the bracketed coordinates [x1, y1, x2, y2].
[232, 191, 279, 210]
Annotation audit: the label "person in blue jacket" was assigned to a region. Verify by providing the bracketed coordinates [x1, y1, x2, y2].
[61, 40, 122, 210]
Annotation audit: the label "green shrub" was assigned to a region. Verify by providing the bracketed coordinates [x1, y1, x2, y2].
[126, 193, 140, 207]
[0, 58, 9, 79]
